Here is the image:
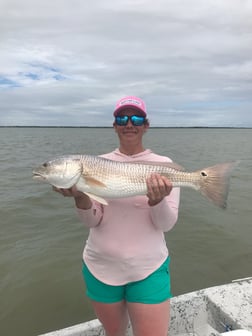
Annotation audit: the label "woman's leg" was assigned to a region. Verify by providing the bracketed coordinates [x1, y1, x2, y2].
[127, 299, 170, 336]
[91, 300, 129, 336]
[82, 263, 129, 335]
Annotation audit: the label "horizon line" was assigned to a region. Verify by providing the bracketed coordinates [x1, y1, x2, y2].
[0, 125, 251, 129]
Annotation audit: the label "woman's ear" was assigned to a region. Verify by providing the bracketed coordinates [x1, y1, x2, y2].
[113, 122, 118, 132]
[144, 121, 150, 132]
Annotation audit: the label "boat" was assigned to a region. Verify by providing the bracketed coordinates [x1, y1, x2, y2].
[39, 277, 252, 336]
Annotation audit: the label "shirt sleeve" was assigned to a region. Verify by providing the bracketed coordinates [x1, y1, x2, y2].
[76, 201, 104, 228]
[149, 187, 180, 232]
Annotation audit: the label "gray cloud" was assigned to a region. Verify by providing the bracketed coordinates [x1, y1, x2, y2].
[0, 0, 251, 127]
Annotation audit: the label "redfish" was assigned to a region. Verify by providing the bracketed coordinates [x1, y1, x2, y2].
[33, 155, 237, 208]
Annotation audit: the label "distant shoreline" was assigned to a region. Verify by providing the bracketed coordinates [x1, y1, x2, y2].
[0, 126, 251, 129]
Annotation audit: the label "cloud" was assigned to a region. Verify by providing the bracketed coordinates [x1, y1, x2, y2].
[0, 0, 251, 126]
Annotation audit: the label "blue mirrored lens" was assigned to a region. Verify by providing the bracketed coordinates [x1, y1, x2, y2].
[115, 116, 129, 125]
[115, 115, 145, 126]
[131, 115, 145, 126]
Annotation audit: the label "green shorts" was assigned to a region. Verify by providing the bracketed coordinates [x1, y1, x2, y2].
[82, 257, 172, 304]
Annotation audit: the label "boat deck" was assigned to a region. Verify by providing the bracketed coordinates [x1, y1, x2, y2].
[169, 277, 252, 335]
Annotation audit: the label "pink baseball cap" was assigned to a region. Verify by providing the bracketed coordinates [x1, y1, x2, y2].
[113, 96, 147, 117]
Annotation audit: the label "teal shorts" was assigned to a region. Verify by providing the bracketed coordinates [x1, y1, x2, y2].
[82, 257, 172, 304]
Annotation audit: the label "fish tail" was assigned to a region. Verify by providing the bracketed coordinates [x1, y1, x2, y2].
[197, 161, 238, 209]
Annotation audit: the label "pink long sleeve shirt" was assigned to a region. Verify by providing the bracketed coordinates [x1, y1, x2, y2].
[77, 149, 180, 286]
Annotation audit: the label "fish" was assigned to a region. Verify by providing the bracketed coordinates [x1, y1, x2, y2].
[32, 155, 238, 208]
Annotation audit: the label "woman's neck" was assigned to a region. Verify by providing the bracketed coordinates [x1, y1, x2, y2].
[119, 144, 145, 156]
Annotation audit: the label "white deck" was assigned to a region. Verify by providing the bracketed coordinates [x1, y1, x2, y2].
[39, 278, 252, 336]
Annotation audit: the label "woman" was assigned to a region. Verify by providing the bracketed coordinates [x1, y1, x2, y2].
[55, 96, 180, 336]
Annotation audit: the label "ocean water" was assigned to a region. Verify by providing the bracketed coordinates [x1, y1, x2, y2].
[0, 127, 251, 336]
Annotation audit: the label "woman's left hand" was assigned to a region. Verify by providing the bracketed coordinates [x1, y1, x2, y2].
[146, 173, 173, 206]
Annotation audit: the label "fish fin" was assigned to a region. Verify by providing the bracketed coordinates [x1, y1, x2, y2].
[197, 161, 238, 209]
[84, 176, 107, 188]
[83, 192, 108, 205]
[130, 161, 185, 171]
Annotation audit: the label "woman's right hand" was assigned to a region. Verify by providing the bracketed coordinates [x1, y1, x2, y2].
[52, 185, 82, 197]
[52, 185, 92, 209]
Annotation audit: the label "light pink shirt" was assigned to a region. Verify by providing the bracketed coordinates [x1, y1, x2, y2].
[77, 149, 180, 285]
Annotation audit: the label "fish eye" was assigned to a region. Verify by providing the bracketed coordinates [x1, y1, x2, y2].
[42, 163, 48, 168]
[201, 171, 207, 177]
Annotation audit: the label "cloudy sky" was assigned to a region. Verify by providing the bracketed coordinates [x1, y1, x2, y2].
[0, 0, 251, 127]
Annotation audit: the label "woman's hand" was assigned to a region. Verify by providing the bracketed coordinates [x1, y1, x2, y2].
[52, 186, 92, 209]
[146, 173, 173, 206]
[52, 185, 82, 198]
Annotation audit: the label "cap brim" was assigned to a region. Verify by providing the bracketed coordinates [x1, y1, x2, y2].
[113, 105, 146, 117]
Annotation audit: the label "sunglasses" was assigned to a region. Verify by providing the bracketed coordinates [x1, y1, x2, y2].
[115, 115, 146, 126]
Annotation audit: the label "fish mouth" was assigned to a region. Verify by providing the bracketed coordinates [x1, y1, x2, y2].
[32, 172, 45, 180]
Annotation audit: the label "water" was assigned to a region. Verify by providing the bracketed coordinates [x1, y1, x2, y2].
[0, 127, 251, 336]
